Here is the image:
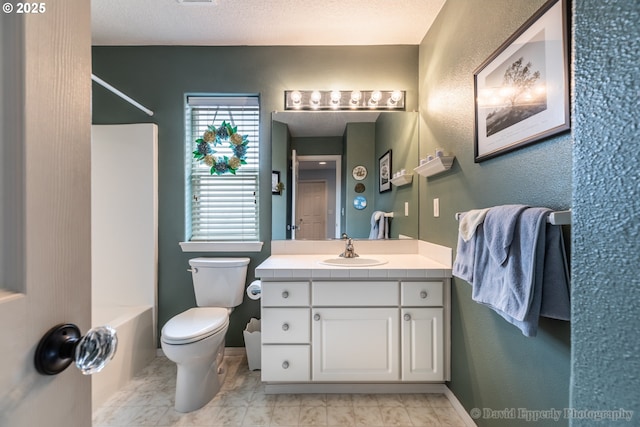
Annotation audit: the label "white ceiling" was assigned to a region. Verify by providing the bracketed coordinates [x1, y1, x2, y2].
[91, 0, 445, 46]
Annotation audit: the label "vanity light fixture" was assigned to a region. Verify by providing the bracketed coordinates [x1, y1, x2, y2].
[284, 90, 405, 110]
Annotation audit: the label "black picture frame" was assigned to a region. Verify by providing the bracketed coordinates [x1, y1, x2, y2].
[271, 170, 281, 195]
[473, 0, 570, 162]
[378, 150, 392, 193]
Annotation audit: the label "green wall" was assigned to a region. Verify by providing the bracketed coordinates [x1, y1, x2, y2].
[343, 123, 376, 238]
[375, 112, 419, 238]
[91, 45, 418, 346]
[572, 1, 640, 424]
[418, 1, 571, 426]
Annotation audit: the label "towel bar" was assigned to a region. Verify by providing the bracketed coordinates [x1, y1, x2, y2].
[454, 209, 571, 225]
[384, 212, 394, 218]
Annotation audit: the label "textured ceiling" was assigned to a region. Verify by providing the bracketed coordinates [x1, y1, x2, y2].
[91, 0, 445, 46]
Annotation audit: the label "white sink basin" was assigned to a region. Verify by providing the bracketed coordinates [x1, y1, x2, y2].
[320, 257, 388, 267]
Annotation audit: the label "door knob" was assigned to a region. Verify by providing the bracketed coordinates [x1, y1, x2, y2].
[34, 323, 118, 375]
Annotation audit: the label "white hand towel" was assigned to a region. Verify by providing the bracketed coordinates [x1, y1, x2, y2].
[459, 208, 491, 242]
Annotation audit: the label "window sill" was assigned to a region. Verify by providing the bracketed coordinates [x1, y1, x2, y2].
[179, 241, 264, 253]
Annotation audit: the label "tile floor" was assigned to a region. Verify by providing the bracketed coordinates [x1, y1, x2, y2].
[93, 354, 467, 427]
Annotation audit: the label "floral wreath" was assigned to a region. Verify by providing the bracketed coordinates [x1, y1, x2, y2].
[193, 121, 249, 175]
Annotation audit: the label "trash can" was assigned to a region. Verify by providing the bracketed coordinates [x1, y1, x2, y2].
[243, 318, 261, 371]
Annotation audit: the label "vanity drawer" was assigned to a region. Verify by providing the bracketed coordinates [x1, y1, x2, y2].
[261, 308, 310, 343]
[312, 281, 398, 306]
[262, 345, 310, 382]
[262, 281, 310, 307]
[401, 281, 443, 307]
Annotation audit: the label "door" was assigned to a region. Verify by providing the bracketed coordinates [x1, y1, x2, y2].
[401, 308, 444, 381]
[0, 3, 92, 426]
[296, 181, 327, 239]
[312, 308, 399, 381]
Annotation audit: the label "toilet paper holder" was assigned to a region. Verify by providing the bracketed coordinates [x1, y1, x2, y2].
[246, 280, 262, 300]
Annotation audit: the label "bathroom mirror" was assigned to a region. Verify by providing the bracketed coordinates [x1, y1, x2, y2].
[272, 110, 419, 240]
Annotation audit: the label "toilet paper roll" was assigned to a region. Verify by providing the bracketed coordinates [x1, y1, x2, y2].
[246, 280, 262, 300]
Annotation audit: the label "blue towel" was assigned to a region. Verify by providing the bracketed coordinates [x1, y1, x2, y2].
[369, 211, 389, 239]
[539, 222, 571, 321]
[453, 212, 477, 283]
[454, 205, 571, 337]
[483, 204, 528, 264]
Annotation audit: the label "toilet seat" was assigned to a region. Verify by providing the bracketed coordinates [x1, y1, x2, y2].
[161, 307, 229, 345]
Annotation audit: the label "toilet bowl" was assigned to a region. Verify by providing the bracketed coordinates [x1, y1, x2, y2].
[160, 257, 250, 413]
[161, 307, 229, 412]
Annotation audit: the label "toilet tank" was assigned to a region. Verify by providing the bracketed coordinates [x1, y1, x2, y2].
[188, 257, 250, 307]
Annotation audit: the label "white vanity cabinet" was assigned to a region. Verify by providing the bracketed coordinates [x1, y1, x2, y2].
[312, 280, 399, 381]
[260, 281, 311, 382]
[400, 281, 444, 381]
[260, 278, 449, 387]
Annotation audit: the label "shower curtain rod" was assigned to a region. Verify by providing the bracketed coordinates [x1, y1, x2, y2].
[91, 74, 154, 117]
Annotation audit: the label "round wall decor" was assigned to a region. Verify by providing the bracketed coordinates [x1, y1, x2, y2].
[354, 183, 365, 193]
[353, 196, 367, 210]
[352, 165, 367, 181]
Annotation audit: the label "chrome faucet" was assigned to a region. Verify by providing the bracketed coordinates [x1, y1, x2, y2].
[339, 238, 359, 258]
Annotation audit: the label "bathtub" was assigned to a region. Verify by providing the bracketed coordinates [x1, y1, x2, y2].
[91, 305, 156, 409]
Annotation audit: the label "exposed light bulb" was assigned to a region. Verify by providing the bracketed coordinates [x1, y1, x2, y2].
[368, 90, 382, 106]
[350, 90, 362, 107]
[290, 90, 302, 104]
[310, 91, 322, 103]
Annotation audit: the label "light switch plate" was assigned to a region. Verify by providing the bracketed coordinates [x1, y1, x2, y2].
[433, 198, 440, 217]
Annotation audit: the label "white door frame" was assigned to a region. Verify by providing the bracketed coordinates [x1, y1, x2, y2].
[295, 154, 342, 239]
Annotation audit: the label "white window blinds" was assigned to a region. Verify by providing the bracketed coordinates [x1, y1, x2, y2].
[186, 96, 259, 241]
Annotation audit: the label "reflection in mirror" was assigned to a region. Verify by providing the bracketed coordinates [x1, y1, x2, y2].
[272, 111, 418, 241]
[294, 155, 341, 239]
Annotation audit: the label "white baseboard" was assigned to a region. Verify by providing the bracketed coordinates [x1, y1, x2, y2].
[444, 386, 477, 427]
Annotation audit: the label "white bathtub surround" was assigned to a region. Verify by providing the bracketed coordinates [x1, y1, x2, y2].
[91, 124, 158, 408]
[91, 306, 156, 408]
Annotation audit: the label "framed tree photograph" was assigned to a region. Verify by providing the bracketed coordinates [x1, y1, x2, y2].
[378, 150, 392, 193]
[473, 0, 569, 162]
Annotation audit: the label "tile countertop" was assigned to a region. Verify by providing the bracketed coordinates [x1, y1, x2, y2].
[255, 253, 452, 280]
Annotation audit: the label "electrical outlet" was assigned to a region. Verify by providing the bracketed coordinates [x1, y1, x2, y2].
[433, 198, 440, 217]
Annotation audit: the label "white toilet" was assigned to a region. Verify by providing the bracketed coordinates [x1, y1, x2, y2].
[161, 257, 250, 413]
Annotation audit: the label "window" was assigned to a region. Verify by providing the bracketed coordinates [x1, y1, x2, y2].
[185, 95, 259, 242]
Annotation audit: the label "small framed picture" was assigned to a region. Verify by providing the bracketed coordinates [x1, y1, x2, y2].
[473, 0, 569, 162]
[378, 150, 392, 193]
[272, 171, 281, 195]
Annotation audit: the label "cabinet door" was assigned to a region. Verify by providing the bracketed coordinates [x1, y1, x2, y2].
[401, 308, 444, 381]
[312, 308, 399, 381]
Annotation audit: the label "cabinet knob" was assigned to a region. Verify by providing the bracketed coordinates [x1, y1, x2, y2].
[404, 313, 412, 321]
[282, 323, 289, 331]
[420, 291, 428, 299]
[282, 291, 289, 299]
[282, 361, 289, 369]
[314, 313, 321, 321]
